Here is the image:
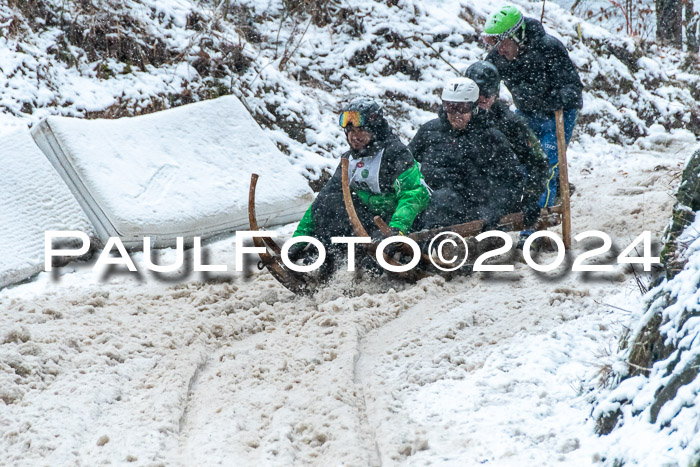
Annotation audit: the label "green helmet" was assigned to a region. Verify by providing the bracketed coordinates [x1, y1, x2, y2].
[483, 5, 526, 44]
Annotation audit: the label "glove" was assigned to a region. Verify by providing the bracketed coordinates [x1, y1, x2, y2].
[546, 88, 564, 111]
[558, 86, 579, 109]
[371, 226, 403, 241]
[481, 211, 503, 231]
[383, 228, 406, 258]
[286, 242, 308, 262]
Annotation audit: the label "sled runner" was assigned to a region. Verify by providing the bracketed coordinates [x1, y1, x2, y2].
[340, 157, 564, 274]
[248, 174, 312, 296]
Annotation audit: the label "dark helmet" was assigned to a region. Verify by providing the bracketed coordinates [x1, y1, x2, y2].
[464, 61, 501, 98]
[339, 98, 385, 132]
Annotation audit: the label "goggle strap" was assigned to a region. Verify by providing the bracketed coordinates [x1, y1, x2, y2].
[483, 16, 525, 44]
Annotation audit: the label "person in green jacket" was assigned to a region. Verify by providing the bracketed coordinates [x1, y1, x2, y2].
[289, 98, 430, 267]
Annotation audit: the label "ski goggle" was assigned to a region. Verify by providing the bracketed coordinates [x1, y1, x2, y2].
[481, 33, 506, 48]
[443, 101, 474, 115]
[338, 111, 365, 128]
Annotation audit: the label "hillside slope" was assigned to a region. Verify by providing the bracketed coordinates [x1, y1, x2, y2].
[1, 0, 698, 181]
[1, 1, 699, 465]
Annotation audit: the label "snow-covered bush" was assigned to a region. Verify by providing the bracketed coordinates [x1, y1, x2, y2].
[1, 0, 698, 179]
[593, 149, 700, 465]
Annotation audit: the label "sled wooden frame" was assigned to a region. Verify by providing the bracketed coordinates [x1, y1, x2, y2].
[247, 165, 565, 295]
[340, 157, 429, 282]
[555, 109, 572, 249]
[340, 158, 565, 274]
[369, 202, 563, 272]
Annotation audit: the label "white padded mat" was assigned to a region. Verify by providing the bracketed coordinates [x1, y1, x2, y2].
[31, 95, 313, 249]
[0, 128, 94, 289]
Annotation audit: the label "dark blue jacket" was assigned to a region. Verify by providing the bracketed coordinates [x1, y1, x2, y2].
[408, 110, 523, 224]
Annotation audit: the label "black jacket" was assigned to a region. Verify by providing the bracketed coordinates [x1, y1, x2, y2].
[472, 101, 548, 222]
[408, 110, 523, 224]
[486, 17, 583, 116]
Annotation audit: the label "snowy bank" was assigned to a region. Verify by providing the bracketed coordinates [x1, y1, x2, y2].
[0, 137, 692, 466]
[1, 0, 697, 180]
[594, 148, 700, 465]
[31, 95, 314, 249]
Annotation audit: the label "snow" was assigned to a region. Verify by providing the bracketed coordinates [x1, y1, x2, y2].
[0, 128, 94, 289]
[1, 136, 695, 465]
[589, 150, 700, 465]
[635, 125, 698, 151]
[31, 96, 314, 248]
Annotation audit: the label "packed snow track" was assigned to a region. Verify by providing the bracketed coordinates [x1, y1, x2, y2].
[0, 138, 694, 465]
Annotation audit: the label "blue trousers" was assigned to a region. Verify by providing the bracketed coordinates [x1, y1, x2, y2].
[520, 109, 578, 207]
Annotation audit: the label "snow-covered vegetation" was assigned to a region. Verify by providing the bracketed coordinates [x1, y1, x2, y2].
[593, 150, 700, 465]
[1, 0, 698, 177]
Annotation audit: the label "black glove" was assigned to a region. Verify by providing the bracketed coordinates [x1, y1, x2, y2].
[481, 210, 503, 231]
[558, 86, 579, 109]
[370, 227, 402, 241]
[286, 242, 308, 262]
[383, 228, 406, 258]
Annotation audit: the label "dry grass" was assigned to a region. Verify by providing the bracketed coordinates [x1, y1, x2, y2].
[627, 309, 672, 377]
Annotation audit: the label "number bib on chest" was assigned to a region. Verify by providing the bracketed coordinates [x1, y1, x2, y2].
[348, 148, 383, 194]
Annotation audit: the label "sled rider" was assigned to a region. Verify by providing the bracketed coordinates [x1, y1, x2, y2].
[409, 77, 522, 230]
[483, 4, 583, 208]
[289, 98, 430, 267]
[464, 60, 549, 243]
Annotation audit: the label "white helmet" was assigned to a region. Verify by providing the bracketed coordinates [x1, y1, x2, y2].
[441, 77, 480, 103]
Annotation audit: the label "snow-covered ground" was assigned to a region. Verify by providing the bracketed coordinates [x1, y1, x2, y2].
[2, 0, 699, 464]
[1, 134, 694, 465]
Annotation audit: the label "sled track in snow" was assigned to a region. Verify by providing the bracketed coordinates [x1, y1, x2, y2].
[353, 333, 383, 466]
[1, 142, 694, 465]
[178, 353, 211, 434]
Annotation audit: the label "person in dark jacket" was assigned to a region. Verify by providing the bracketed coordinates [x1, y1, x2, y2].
[289, 98, 430, 267]
[465, 60, 549, 231]
[409, 77, 522, 230]
[483, 5, 583, 207]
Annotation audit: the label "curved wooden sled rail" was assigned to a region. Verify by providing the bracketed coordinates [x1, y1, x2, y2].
[248, 166, 565, 293]
[405, 205, 562, 246]
[340, 158, 428, 281]
[248, 174, 310, 296]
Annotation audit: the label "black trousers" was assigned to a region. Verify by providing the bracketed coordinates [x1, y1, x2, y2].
[310, 192, 385, 245]
[415, 188, 481, 230]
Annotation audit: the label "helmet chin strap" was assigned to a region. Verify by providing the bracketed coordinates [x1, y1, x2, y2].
[511, 20, 526, 46]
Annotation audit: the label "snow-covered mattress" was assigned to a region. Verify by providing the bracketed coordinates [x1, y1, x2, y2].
[0, 128, 94, 289]
[31, 95, 313, 249]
